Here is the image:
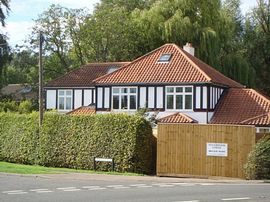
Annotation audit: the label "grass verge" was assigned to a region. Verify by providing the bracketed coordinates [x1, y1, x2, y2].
[0, 161, 143, 176]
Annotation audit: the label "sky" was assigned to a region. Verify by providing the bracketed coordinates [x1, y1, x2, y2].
[2, 0, 258, 48]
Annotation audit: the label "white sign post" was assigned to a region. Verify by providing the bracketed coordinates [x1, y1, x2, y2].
[206, 143, 228, 157]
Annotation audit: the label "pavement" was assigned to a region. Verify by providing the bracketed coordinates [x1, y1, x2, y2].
[13, 172, 264, 183]
[1, 172, 269, 202]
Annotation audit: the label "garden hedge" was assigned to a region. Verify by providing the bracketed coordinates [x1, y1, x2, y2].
[0, 113, 39, 164]
[244, 135, 270, 179]
[0, 112, 154, 174]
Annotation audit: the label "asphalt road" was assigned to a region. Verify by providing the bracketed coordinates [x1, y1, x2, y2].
[0, 173, 270, 202]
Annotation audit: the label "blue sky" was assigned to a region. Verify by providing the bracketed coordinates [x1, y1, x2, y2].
[3, 0, 257, 47]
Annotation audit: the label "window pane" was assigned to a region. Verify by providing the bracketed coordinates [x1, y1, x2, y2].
[121, 88, 128, 93]
[167, 87, 174, 93]
[59, 91, 64, 96]
[176, 87, 183, 93]
[158, 54, 172, 62]
[66, 90, 72, 96]
[185, 87, 192, 92]
[130, 95, 136, 109]
[176, 95, 183, 109]
[113, 95, 119, 109]
[166, 95, 174, 109]
[185, 95, 192, 109]
[66, 97, 72, 110]
[113, 88, 119, 94]
[59, 97, 64, 110]
[130, 88, 137, 93]
[121, 95, 128, 109]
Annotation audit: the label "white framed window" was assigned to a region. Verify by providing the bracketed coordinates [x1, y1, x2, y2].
[112, 87, 137, 111]
[166, 86, 193, 110]
[58, 90, 73, 111]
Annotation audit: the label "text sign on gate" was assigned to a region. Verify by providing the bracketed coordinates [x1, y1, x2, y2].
[206, 143, 228, 157]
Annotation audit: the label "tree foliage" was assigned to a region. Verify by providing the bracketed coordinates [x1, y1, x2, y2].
[0, 0, 10, 26]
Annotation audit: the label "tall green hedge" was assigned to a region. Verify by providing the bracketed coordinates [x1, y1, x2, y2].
[0, 112, 154, 174]
[244, 135, 270, 179]
[0, 113, 39, 164]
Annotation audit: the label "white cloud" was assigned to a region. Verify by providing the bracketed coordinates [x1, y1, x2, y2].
[3, 21, 34, 47]
[5, 0, 100, 47]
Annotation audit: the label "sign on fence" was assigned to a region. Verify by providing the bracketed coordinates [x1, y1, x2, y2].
[206, 143, 228, 157]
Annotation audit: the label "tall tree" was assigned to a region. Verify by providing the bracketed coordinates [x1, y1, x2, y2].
[0, 0, 10, 26]
[31, 4, 88, 80]
[244, 0, 270, 94]
[79, 0, 152, 62]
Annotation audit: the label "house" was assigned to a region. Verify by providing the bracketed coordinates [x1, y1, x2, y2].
[45, 43, 270, 132]
[94, 43, 242, 122]
[44, 62, 129, 112]
[93, 43, 270, 132]
[0, 84, 37, 101]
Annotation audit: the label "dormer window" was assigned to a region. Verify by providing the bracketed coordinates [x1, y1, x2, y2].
[158, 53, 172, 63]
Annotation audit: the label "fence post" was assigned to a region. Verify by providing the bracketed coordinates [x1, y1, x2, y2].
[112, 158, 115, 172]
[93, 157, 96, 171]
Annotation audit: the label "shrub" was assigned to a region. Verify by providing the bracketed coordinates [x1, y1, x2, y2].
[0, 112, 154, 174]
[39, 113, 153, 174]
[18, 100, 33, 114]
[244, 136, 270, 179]
[0, 112, 39, 164]
[0, 100, 18, 112]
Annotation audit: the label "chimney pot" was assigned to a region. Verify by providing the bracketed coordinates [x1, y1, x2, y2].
[183, 42, 195, 56]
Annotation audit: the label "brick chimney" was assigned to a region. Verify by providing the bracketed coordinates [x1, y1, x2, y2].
[183, 42, 195, 56]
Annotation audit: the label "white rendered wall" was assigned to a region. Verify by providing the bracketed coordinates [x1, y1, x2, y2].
[140, 87, 147, 108]
[97, 87, 103, 108]
[156, 87, 163, 108]
[203, 86, 207, 109]
[104, 87, 110, 108]
[46, 90, 56, 109]
[196, 86, 201, 108]
[83, 89, 92, 106]
[148, 87, 155, 108]
[156, 111, 213, 124]
[74, 90, 82, 109]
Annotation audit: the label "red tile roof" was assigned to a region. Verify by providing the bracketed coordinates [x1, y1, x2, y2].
[210, 88, 270, 126]
[66, 106, 96, 115]
[95, 44, 243, 88]
[158, 113, 198, 124]
[46, 62, 129, 88]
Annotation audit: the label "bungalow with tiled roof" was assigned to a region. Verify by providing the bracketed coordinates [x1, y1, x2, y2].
[44, 62, 129, 112]
[93, 43, 270, 132]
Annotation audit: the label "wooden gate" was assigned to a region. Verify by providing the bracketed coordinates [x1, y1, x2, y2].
[157, 124, 255, 178]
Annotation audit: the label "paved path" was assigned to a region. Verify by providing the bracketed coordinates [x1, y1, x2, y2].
[0, 173, 269, 202]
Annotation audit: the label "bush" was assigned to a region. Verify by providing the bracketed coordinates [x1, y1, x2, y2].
[244, 136, 270, 179]
[0, 100, 18, 112]
[0, 112, 39, 164]
[39, 113, 153, 174]
[18, 100, 33, 113]
[0, 112, 154, 174]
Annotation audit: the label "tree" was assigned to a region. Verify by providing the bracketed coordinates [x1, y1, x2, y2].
[79, 0, 151, 62]
[0, 0, 10, 87]
[0, 0, 10, 26]
[243, 0, 270, 94]
[31, 4, 89, 80]
[0, 34, 11, 87]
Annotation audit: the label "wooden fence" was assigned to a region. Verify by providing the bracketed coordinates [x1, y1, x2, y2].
[157, 124, 256, 178]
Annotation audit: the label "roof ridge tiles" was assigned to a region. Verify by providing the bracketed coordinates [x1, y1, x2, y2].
[248, 88, 270, 105]
[46, 62, 129, 87]
[172, 44, 212, 82]
[241, 112, 270, 124]
[94, 44, 170, 83]
[94, 43, 243, 87]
